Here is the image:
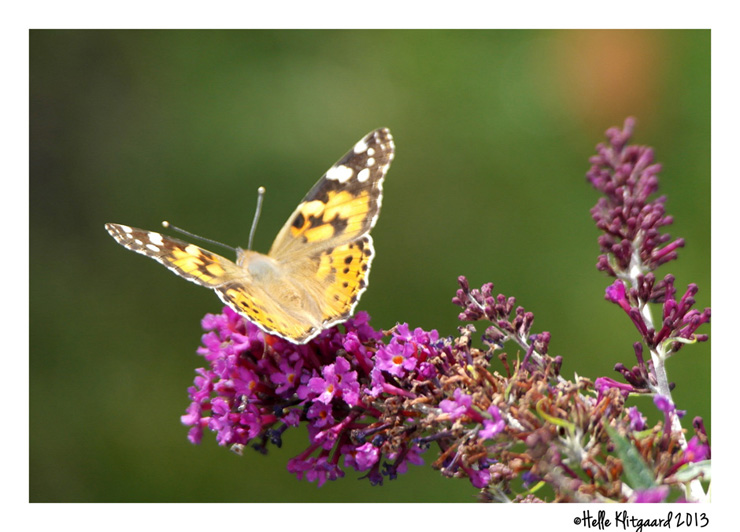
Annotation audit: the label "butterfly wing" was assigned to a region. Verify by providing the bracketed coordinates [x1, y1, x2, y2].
[265, 128, 395, 334]
[105, 223, 244, 287]
[106, 223, 317, 341]
[269, 128, 393, 259]
[214, 251, 329, 343]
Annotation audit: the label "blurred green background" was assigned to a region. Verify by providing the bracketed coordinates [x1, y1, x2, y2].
[30, 30, 710, 502]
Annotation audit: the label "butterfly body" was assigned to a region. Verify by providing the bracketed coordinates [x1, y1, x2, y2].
[106, 128, 394, 344]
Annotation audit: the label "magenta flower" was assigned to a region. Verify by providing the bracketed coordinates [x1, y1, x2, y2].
[270, 358, 304, 395]
[654, 394, 674, 414]
[208, 397, 239, 446]
[594, 376, 636, 399]
[468, 467, 492, 489]
[343, 442, 381, 471]
[375, 339, 418, 377]
[287, 454, 344, 488]
[180, 402, 205, 444]
[632, 486, 670, 503]
[304, 357, 359, 406]
[306, 402, 333, 429]
[626, 406, 647, 431]
[440, 388, 473, 421]
[605, 280, 630, 311]
[479, 405, 505, 440]
[677, 436, 710, 466]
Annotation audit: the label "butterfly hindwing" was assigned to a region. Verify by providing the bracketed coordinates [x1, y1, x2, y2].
[215, 276, 320, 343]
[313, 235, 374, 323]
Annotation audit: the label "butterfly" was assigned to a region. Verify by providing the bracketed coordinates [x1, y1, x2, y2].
[105, 128, 394, 344]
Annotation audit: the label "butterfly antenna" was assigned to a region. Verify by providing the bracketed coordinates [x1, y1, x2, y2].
[248, 186, 266, 250]
[161, 221, 237, 253]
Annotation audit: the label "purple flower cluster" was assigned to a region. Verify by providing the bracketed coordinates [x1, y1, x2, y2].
[587, 120, 710, 395]
[587, 118, 710, 366]
[605, 277, 709, 357]
[587, 119, 710, 502]
[587, 117, 684, 276]
[452, 277, 556, 373]
[182, 307, 501, 487]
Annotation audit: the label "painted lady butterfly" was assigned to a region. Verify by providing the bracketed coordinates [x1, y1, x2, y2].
[106, 128, 394, 344]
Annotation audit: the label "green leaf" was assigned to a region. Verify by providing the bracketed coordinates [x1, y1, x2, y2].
[605, 425, 656, 490]
[673, 460, 711, 483]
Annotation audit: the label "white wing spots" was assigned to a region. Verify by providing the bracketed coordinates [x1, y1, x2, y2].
[148, 232, 164, 246]
[134, 238, 144, 246]
[326, 164, 354, 183]
[366, 147, 375, 156]
[120, 225, 133, 234]
[353, 137, 369, 154]
[366, 157, 375, 166]
[184, 244, 201, 256]
[146, 243, 160, 253]
[357, 168, 370, 182]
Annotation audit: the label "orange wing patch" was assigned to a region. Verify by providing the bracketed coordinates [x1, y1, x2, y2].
[316, 236, 374, 323]
[169, 245, 229, 285]
[288, 189, 374, 245]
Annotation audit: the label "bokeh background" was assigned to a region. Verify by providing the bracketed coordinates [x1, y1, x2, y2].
[30, 30, 710, 502]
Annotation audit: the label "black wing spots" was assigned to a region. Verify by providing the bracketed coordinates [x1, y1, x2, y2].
[296, 212, 348, 237]
[312, 212, 348, 234]
[194, 263, 213, 278]
[350, 238, 373, 256]
[307, 214, 323, 229]
[352, 238, 369, 252]
[292, 212, 305, 229]
[232, 297, 260, 316]
[329, 215, 348, 234]
[223, 286, 260, 315]
[340, 239, 372, 275]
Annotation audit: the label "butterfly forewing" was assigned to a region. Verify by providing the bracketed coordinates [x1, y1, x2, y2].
[268, 127, 394, 260]
[105, 223, 244, 287]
